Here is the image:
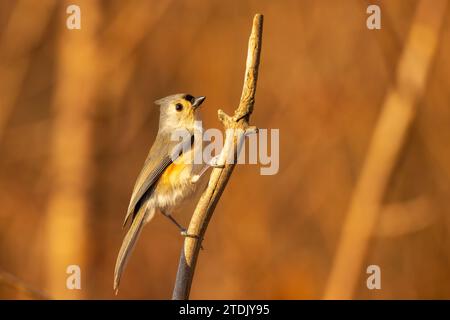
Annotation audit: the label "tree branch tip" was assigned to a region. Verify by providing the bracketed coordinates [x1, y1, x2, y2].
[254, 13, 264, 20]
[252, 14, 264, 32]
[218, 109, 233, 124]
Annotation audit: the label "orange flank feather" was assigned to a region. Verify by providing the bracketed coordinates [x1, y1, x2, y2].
[160, 162, 188, 186]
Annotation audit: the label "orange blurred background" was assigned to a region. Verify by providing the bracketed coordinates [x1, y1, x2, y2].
[1, 0, 450, 299]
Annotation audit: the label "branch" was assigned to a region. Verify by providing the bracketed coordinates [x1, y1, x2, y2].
[172, 14, 263, 300]
[0, 268, 50, 299]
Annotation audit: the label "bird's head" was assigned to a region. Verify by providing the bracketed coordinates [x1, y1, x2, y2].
[155, 93, 206, 132]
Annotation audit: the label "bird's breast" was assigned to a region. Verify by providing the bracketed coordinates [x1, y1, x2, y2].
[154, 153, 195, 209]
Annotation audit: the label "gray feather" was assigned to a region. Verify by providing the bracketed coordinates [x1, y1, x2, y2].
[114, 205, 152, 294]
[123, 131, 194, 227]
[115, 131, 194, 292]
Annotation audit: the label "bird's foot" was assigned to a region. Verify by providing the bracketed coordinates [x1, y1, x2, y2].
[190, 154, 225, 184]
[181, 229, 204, 250]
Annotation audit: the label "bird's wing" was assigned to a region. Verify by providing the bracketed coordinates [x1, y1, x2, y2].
[123, 131, 193, 227]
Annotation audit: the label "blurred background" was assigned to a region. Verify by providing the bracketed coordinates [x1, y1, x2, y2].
[0, 0, 450, 299]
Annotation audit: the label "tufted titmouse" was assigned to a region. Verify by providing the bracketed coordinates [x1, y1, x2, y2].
[113, 93, 206, 293]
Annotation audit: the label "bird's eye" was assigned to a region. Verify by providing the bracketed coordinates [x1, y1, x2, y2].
[175, 103, 183, 112]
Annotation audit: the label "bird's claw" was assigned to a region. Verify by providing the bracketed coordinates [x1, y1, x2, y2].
[190, 175, 200, 184]
[181, 230, 204, 250]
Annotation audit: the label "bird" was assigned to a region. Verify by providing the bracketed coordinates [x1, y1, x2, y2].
[114, 93, 206, 293]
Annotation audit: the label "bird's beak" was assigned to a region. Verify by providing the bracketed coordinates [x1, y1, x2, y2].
[192, 96, 206, 109]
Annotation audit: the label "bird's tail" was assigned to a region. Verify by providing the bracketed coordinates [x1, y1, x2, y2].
[113, 206, 153, 294]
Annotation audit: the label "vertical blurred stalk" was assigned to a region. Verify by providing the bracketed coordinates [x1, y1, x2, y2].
[0, 1, 56, 145]
[44, 0, 100, 299]
[99, 0, 171, 117]
[324, 0, 448, 299]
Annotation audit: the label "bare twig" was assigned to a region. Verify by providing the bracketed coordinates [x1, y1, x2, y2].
[324, 0, 448, 299]
[0, 268, 50, 299]
[172, 14, 263, 300]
